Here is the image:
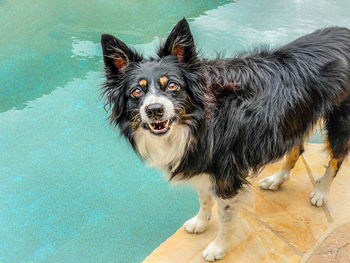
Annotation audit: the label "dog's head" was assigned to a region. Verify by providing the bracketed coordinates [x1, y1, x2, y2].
[101, 18, 204, 142]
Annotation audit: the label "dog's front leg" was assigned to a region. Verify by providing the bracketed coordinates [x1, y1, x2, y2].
[203, 188, 247, 262]
[184, 181, 214, 234]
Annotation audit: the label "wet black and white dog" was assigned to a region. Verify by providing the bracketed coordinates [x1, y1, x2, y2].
[101, 18, 350, 261]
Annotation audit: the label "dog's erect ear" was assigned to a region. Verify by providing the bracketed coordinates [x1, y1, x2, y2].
[101, 34, 142, 73]
[157, 18, 197, 64]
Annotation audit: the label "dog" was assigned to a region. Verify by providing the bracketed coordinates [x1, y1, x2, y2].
[101, 18, 350, 261]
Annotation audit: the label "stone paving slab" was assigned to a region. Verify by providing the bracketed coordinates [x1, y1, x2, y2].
[143, 144, 350, 262]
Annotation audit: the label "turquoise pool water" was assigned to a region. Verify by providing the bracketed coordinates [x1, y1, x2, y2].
[1, 0, 350, 262]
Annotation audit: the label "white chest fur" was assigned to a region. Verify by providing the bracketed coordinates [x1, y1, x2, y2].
[134, 124, 192, 173]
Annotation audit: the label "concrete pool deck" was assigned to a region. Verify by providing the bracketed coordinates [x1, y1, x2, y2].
[143, 143, 350, 262]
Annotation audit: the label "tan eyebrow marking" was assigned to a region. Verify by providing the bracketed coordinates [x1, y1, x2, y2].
[160, 76, 168, 86]
[139, 79, 147, 87]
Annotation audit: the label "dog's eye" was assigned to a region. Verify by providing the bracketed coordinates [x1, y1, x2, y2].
[168, 82, 180, 91]
[132, 88, 143, 97]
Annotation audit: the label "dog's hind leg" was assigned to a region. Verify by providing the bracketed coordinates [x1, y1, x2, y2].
[310, 158, 344, 207]
[184, 174, 214, 234]
[258, 144, 304, 190]
[311, 97, 350, 207]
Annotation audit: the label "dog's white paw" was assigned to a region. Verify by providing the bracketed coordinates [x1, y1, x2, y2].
[258, 170, 290, 190]
[310, 175, 332, 207]
[202, 240, 226, 261]
[310, 185, 328, 207]
[184, 215, 209, 234]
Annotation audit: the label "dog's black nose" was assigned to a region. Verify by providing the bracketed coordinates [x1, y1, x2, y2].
[145, 103, 164, 118]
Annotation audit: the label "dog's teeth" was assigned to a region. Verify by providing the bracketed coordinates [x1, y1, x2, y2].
[147, 120, 170, 131]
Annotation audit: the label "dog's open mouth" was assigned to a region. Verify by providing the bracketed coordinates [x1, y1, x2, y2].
[148, 119, 171, 135]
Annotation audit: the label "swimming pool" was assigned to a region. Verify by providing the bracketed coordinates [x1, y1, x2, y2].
[1, 0, 350, 262]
